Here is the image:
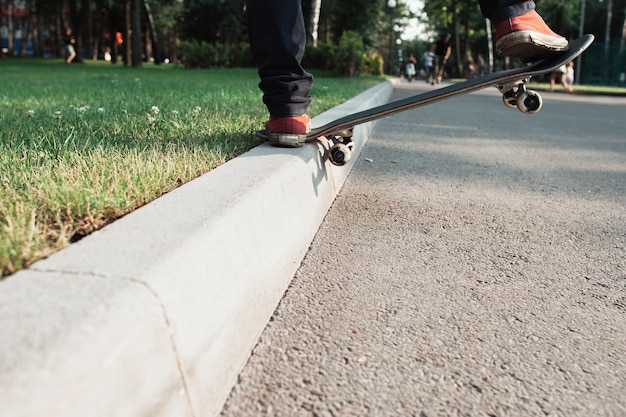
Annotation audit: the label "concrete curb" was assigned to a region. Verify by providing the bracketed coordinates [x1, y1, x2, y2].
[0, 80, 393, 417]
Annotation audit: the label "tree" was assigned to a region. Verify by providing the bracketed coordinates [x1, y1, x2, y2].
[130, 0, 142, 67]
[309, 0, 322, 46]
[318, 0, 386, 47]
[150, 0, 183, 63]
[1, 0, 16, 56]
[422, 0, 484, 76]
[144, 0, 159, 63]
[178, 0, 247, 45]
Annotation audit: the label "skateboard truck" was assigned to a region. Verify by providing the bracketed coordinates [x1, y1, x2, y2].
[324, 128, 354, 166]
[497, 79, 543, 114]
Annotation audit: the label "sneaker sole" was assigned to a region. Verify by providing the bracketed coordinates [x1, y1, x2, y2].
[497, 31, 569, 62]
[266, 132, 307, 148]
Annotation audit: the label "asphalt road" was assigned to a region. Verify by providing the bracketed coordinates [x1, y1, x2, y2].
[220, 82, 626, 417]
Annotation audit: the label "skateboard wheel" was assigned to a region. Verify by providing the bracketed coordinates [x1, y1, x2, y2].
[502, 90, 518, 109]
[517, 90, 542, 114]
[329, 143, 351, 166]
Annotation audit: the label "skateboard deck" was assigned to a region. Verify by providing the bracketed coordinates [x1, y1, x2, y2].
[258, 34, 594, 165]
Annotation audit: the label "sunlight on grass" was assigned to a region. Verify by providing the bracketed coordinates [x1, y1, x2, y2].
[0, 59, 384, 277]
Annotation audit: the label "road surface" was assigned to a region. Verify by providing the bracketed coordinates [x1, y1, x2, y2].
[221, 82, 626, 417]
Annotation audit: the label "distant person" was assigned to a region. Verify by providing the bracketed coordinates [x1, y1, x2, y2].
[248, 0, 569, 147]
[476, 54, 487, 76]
[550, 62, 573, 93]
[464, 56, 476, 79]
[405, 53, 417, 82]
[565, 61, 575, 86]
[434, 33, 452, 83]
[423, 46, 436, 85]
[63, 28, 76, 64]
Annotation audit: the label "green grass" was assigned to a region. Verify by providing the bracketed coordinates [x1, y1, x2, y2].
[529, 82, 626, 95]
[448, 77, 626, 96]
[0, 58, 384, 277]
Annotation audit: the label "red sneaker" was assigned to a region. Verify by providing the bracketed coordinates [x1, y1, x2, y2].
[495, 10, 568, 62]
[265, 114, 311, 148]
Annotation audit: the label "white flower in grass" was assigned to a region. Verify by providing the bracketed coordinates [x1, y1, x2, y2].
[192, 106, 201, 117]
[54, 111, 62, 120]
[74, 105, 89, 115]
[97, 107, 105, 113]
[151, 106, 159, 116]
[27, 109, 35, 117]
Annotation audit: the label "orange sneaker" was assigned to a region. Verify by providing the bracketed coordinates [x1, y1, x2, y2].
[495, 10, 568, 62]
[265, 114, 311, 148]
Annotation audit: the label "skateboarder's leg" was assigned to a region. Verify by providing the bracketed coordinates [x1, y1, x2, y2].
[247, 0, 313, 146]
[477, 0, 568, 62]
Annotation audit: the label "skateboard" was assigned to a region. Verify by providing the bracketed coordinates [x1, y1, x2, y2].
[257, 35, 594, 166]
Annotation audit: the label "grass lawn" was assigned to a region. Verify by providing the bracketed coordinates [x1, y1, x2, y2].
[447, 77, 626, 96]
[0, 58, 384, 277]
[529, 82, 626, 95]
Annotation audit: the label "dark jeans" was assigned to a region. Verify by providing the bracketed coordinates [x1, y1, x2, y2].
[246, 0, 313, 118]
[477, 0, 535, 24]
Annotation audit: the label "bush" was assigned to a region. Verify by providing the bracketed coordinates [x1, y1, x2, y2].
[363, 53, 384, 76]
[179, 41, 217, 68]
[227, 43, 256, 68]
[334, 31, 365, 77]
[179, 41, 255, 69]
[302, 43, 336, 71]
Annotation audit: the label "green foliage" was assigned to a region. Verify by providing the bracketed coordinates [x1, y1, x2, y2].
[420, 0, 626, 79]
[178, 0, 248, 45]
[303, 35, 384, 77]
[335, 31, 365, 77]
[179, 41, 217, 68]
[302, 43, 337, 71]
[179, 41, 254, 68]
[321, 0, 385, 47]
[363, 53, 384, 76]
[223, 44, 257, 68]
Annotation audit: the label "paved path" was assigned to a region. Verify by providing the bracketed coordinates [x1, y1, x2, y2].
[220, 82, 626, 417]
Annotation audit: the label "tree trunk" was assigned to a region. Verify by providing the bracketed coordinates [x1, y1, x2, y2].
[123, 0, 131, 65]
[169, 27, 178, 63]
[6, 1, 14, 56]
[28, 0, 42, 57]
[18, 19, 29, 56]
[453, 3, 462, 77]
[68, 0, 80, 61]
[55, 11, 63, 58]
[618, 4, 626, 83]
[131, 0, 142, 67]
[145, 27, 151, 61]
[604, 0, 613, 82]
[309, 0, 322, 46]
[485, 19, 494, 73]
[91, 34, 99, 60]
[86, 0, 97, 60]
[144, 0, 159, 63]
